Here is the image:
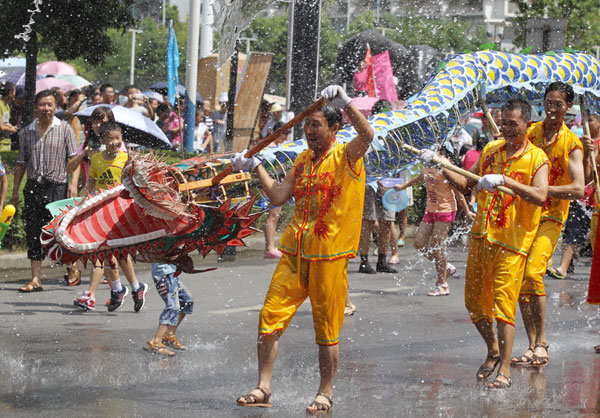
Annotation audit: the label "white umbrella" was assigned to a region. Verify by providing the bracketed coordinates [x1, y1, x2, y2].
[75, 104, 171, 149]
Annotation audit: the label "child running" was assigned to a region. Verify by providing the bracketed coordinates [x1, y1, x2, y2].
[394, 144, 472, 296]
[73, 122, 147, 312]
[145, 262, 194, 356]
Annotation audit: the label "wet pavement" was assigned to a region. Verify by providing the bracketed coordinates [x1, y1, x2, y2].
[0, 243, 599, 417]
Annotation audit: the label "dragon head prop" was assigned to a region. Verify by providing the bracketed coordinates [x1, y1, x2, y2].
[41, 152, 262, 273]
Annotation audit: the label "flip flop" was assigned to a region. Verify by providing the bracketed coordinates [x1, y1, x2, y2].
[18, 281, 43, 292]
[546, 267, 566, 280]
[237, 387, 271, 408]
[477, 355, 500, 380]
[511, 347, 534, 366]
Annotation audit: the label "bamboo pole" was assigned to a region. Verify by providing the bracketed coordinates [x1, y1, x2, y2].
[579, 96, 600, 202]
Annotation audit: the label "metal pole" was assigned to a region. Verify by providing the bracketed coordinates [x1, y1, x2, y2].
[162, 0, 166, 26]
[128, 29, 142, 85]
[200, 0, 214, 58]
[346, 0, 350, 31]
[184, 0, 201, 153]
[225, 41, 239, 153]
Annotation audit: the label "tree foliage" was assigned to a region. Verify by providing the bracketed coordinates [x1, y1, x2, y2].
[511, 0, 600, 52]
[0, 0, 134, 64]
[74, 9, 187, 90]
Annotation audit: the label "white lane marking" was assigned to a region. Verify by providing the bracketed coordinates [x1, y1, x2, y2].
[209, 304, 263, 315]
[349, 286, 415, 294]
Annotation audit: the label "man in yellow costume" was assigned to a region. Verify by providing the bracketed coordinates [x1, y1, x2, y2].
[436, 99, 549, 389]
[233, 85, 373, 413]
[512, 82, 585, 368]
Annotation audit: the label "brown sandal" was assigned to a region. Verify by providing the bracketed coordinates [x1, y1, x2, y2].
[529, 344, 549, 367]
[163, 334, 186, 350]
[19, 281, 43, 292]
[144, 340, 175, 356]
[64, 268, 81, 286]
[306, 392, 333, 414]
[511, 347, 534, 365]
[237, 387, 272, 408]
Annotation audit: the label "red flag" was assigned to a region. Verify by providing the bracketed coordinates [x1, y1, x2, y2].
[588, 216, 600, 304]
[365, 45, 376, 98]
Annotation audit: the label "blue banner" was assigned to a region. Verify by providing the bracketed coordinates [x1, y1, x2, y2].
[166, 21, 179, 107]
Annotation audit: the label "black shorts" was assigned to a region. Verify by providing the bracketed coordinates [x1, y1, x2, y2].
[23, 180, 67, 261]
[562, 201, 592, 246]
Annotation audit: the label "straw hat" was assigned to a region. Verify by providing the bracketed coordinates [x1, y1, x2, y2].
[270, 103, 283, 113]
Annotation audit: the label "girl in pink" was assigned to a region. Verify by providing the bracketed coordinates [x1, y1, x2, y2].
[395, 147, 471, 296]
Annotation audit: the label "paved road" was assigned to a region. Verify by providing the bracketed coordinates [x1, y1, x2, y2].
[0, 244, 598, 417]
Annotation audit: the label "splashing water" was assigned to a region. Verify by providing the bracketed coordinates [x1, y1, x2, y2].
[14, 0, 43, 42]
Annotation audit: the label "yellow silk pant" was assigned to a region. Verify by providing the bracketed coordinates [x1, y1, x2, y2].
[520, 221, 562, 298]
[465, 238, 527, 326]
[258, 254, 348, 346]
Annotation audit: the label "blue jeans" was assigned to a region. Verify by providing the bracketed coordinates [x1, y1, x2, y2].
[152, 273, 193, 326]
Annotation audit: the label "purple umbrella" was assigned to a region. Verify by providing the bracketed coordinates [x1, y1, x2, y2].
[0, 71, 45, 86]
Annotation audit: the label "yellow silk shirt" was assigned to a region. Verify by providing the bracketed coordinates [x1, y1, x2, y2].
[470, 139, 549, 256]
[526, 121, 583, 225]
[278, 142, 365, 260]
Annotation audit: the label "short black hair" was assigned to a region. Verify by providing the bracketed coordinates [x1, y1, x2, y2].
[68, 89, 81, 100]
[99, 83, 113, 93]
[0, 81, 15, 97]
[156, 103, 170, 114]
[99, 121, 122, 138]
[501, 98, 531, 122]
[121, 84, 136, 95]
[372, 100, 392, 114]
[318, 105, 342, 129]
[35, 89, 57, 105]
[544, 81, 574, 105]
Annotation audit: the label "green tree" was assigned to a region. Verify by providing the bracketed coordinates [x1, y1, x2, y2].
[346, 10, 491, 52]
[511, 0, 600, 52]
[0, 0, 134, 123]
[246, 11, 341, 96]
[75, 13, 187, 90]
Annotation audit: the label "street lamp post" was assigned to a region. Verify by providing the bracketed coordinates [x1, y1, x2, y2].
[128, 29, 142, 85]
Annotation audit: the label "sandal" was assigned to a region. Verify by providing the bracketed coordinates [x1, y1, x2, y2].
[163, 334, 186, 350]
[344, 304, 357, 316]
[529, 344, 549, 367]
[306, 392, 333, 414]
[427, 283, 449, 296]
[595, 345, 600, 354]
[546, 267, 566, 280]
[236, 387, 271, 408]
[446, 263, 457, 277]
[64, 268, 81, 286]
[488, 373, 512, 390]
[511, 347, 534, 365]
[476, 354, 500, 380]
[19, 281, 43, 293]
[144, 340, 175, 356]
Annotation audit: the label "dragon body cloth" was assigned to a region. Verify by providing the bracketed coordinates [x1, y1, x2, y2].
[41, 50, 600, 271]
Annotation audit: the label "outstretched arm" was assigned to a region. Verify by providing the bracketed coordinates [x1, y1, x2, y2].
[255, 165, 294, 207]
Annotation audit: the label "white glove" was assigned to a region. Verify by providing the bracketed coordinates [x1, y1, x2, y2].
[320, 85, 351, 109]
[417, 149, 437, 165]
[478, 174, 505, 191]
[232, 152, 261, 172]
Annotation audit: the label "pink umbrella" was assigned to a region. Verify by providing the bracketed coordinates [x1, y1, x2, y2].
[37, 60, 77, 76]
[35, 77, 74, 93]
